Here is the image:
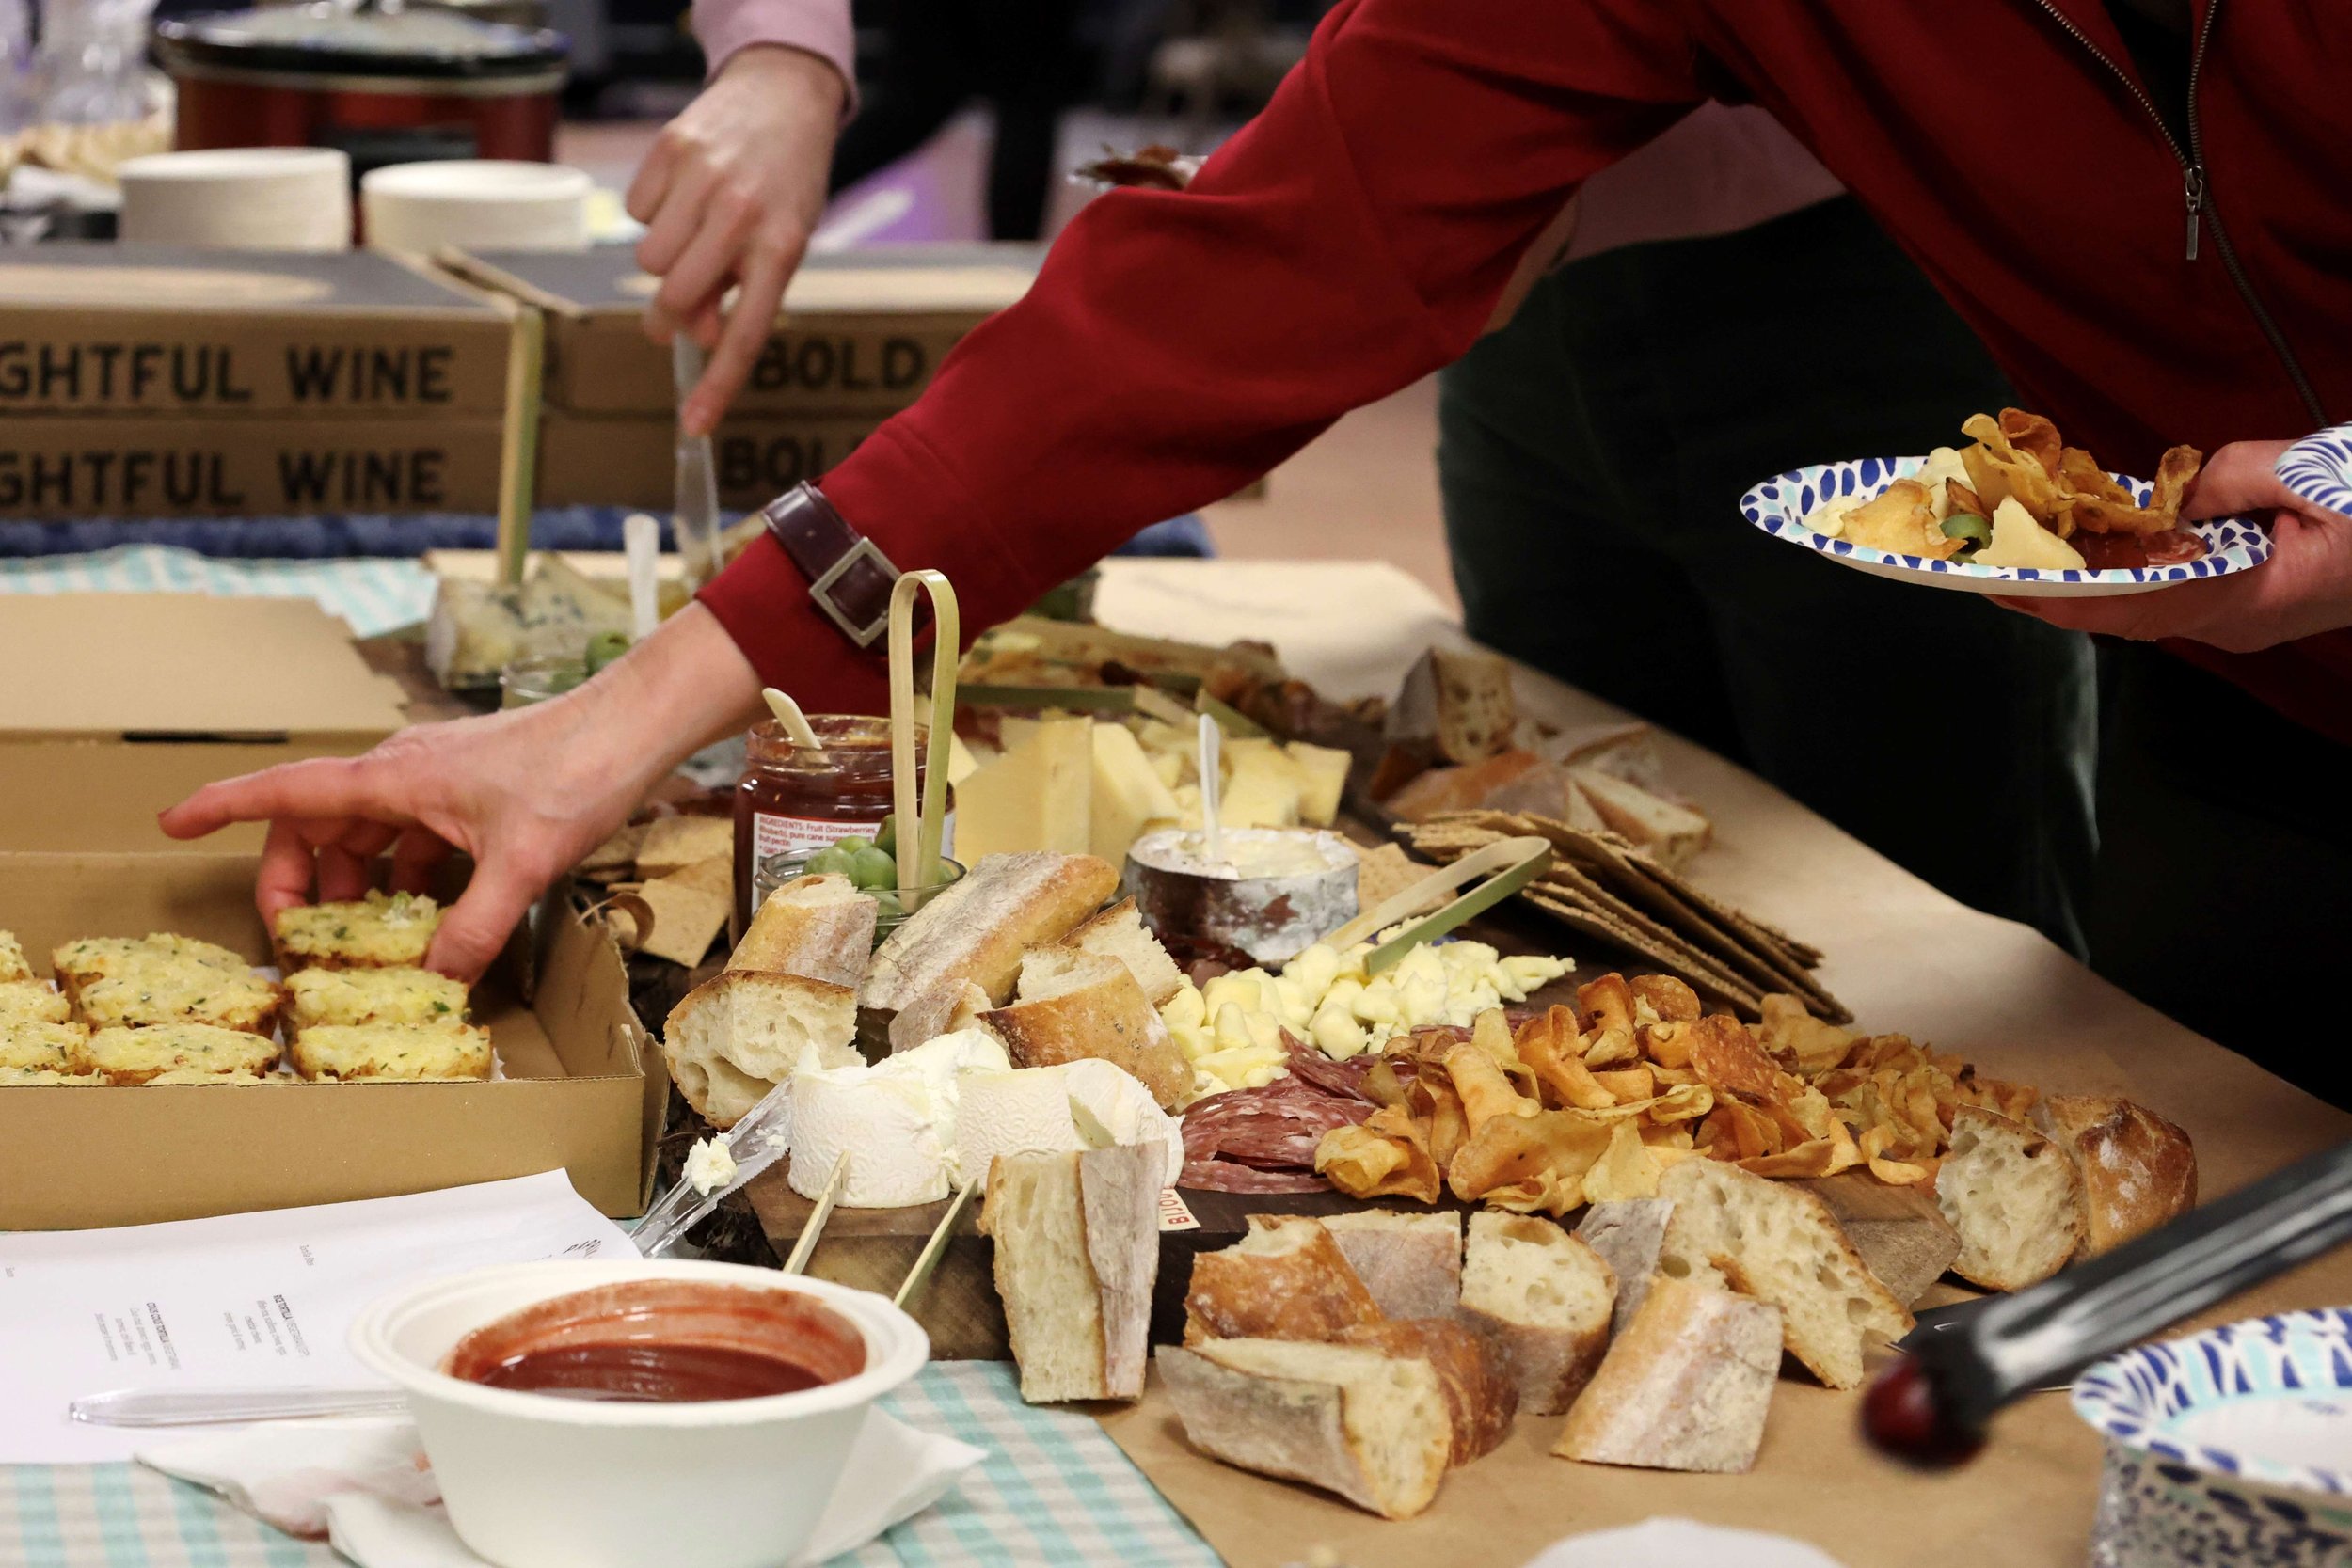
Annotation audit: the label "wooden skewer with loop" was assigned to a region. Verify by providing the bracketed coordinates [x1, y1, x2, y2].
[887, 570, 961, 904]
[1324, 835, 1554, 974]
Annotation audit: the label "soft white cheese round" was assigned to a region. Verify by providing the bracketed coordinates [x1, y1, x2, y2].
[1124, 826, 1359, 965]
[953, 1069, 1091, 1186]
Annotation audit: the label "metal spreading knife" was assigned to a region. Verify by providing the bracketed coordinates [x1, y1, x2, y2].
[671, 333, 723, 588]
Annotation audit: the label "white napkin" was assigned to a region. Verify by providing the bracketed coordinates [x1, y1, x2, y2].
[1521, 1518, 1851, 1567]
[139, 1407, 984, 1568]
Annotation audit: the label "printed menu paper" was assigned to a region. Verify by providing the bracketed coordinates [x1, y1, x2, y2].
[0, 1171, 631, 1464]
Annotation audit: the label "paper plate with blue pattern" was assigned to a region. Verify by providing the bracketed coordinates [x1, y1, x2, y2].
[2278, 425, 2352, 521]
[1740, 455, 2270, 599]
[2074, 1309, 2352, 1566]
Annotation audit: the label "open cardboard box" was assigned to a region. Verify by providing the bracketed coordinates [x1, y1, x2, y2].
[0, 849, 663, 1229]
[0, 594, 411, 854]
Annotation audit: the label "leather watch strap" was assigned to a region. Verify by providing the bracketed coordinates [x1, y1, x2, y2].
[758, 482, 902, 649]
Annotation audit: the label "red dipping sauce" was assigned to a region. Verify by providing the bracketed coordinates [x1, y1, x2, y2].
[2074, 529, 2208, 571]
[443, 1281, 866, 1404]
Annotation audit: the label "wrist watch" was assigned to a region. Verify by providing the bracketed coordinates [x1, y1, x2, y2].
[756, 482, 902, 648]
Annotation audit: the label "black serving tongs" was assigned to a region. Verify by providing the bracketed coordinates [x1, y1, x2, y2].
[1865, 1138, 2352, 1466]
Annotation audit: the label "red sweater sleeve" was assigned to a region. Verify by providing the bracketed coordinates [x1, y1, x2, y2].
[700, 0, 1705, 704]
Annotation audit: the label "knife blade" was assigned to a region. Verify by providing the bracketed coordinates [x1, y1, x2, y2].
[671, 333, 723, 588]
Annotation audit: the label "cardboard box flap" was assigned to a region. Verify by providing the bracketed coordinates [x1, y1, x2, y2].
[444, 242, 1041, 321]
[0, 243, 507, 319]
[0, 595, 408, 740]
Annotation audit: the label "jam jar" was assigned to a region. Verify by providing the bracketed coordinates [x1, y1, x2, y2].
[731, 716, 946, 939]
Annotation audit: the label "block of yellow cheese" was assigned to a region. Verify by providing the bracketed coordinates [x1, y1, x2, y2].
[1217, 738, 1301, 829]
[1091, 722, 1184, 865]
[956, 714, 1092, 861]
[1287, 743, 1351, 828]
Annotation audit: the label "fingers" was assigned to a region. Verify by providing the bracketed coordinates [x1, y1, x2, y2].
[255, 818, 321, 927]
[684, 239, 795, 437]
[625, 128, 679, 226]
[423, 853, 550, 984]
[2184, 439, 2298, 522]
[635, 161, 718, 336]
[389, 827, 453, 896]
[650, 187, 757, 346]
[160, 755, 410, 841]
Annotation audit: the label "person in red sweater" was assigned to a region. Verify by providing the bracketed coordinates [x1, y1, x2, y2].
[162, 0, 2347, 1030]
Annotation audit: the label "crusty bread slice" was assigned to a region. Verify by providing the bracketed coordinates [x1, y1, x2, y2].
[72, 957, 281, 1036]
[1321, 1210, 1462, 1321]
[1937, 1106, 2084, 1291]
[1551, 1276, 1781, 1474]
[52, 934, 246, 1003]
[1334, 1318, 1516, 1466]
[1565, 768, 1711, 868]
[728, 873, 877, 988]
[663, 969, 859, 1128]
[1657, 1159, 1911, 1389]
[2034, 1095, 2197, 1257]
[1574, 1197, 1677, 1338]
[985, 950, 1190, 1110]
[0, 930, 31, 984]
[1386, 646, 1517, 765]
[860, 850, 1118, 1022]
[982, 1142, 1162, 1402]
[0, 1066, 101, 1085]
[1057, 897, 1184, 1006]
[1159, 1338, 1453, 1520]
[1185, 1215, 1382, 1343]
[1457, 1212, 1615, 1415]
[0, 1020, 87, 1071]
[272, 892, 440, 971]
[76, 1023, 282, 1085]
[0, 981, 70, 1026]
[290, 1022, 491, 1081]
[286, 966, 469, 1030]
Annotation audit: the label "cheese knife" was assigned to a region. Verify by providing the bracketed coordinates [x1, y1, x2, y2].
[671, 333, 723, 589]
[632, 1080, 796, 1258]
[1865, 1137, 2352, 1466]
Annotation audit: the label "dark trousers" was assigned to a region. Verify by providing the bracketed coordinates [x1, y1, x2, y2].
[1438, 197, 2099, 955]
[830, 0, 1079, 240]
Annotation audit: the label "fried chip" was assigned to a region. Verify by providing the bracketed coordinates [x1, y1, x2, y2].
[1514, 1007, 1614, 1110]
[1410, 1065, 1469, 1171]
[1592, 1066, 1656, 1102]
[1687, 1015, 1785, 1104]
[1581, 1118, 1664, 1202]
[1445, 1043, 1538, 1133]
[1643, 1020, 1696, 1070]
[1841, 478, 1959, 558]
[1578, 974, 1636, 1036]
[2152, 443, 2201, 516]
[1446, 1109, 1613, 1215]
[1859, 1123, 1934, 1185]
[1316, 1105, 1442, 1202]
[1756, 992, 1860, 1075]
[1629, 974, 1701, 1024]
[1962, 411, 2066, 526]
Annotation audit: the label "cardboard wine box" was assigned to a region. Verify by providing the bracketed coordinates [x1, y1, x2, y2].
[442, 243, 1040, 417]
[0, 244, 519, 418]
[535, 406, 888, 511]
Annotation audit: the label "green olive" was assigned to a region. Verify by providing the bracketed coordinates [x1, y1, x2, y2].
[803, 846, 856, 879]
[834, 835, 872, 856]
[875, 815, 898, 857]
[1941, 513, 1993, 552]
[583, 630, 631, 675]
[849, 847, 899, 890]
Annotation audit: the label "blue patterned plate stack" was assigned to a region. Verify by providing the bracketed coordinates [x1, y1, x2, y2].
[2074, 1308, 2352, 1566]
[1739, 455, 2270, 599]
[2276, 425, 2352, 522]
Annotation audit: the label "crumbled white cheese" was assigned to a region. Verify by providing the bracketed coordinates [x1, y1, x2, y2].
[684, 1136, 738, 1196]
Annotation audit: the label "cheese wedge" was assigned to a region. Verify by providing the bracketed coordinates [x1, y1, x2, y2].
[1218, 738, 1301, 829]
[957, 714, 1092, 861]
[1975, 497, 2087, 571]
[1287, 743, 1351, 828]
[786, 1028, 1011, 1207]
[1090, 723, 1183, 865]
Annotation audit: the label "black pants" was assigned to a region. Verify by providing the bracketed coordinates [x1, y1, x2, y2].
[830, 0, 1080, 240]
[1438, 197, 2099, 955]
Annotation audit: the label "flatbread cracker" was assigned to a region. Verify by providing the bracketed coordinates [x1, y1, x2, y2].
[1524, 892, 1763, 1016]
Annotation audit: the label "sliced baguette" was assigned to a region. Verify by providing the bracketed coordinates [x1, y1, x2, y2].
[1936, 1105, 2084, 1291]
[985, 949, 1190, 1109]
[1387, 647, 1517, 765]
[1656, 1158, 1911, 1389]
[860, 850, 1119, 1029]
[1320, 1210, 1462, 1322]
[1184, 1214, 1382, 1343]
[1573, 1197, 1677, 1338]
[1333, 1317, 1517, 1466]
[1551, 1275, 1781, 1474]
[981, 1142, 1162, 1402]
[662, 969, 859, 1128]
[1158, 1338, 1453, 1520]
[1457, 1211, 1615, 1415]
[1565, 767, 1711, 868]
[2033, 1095, 2197, 1257]
[1057, 897, 1184, 1006]
[728, 873, 877, 988]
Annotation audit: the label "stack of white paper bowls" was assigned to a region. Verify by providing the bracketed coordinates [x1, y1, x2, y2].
[118, 148, 354, 251]
[361, 160, 591, 255]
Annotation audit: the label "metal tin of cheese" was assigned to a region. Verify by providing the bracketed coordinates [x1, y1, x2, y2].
[1122, 827, 1359, 967]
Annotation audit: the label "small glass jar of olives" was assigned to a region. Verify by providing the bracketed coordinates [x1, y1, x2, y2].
[753, 820, 965, 946]
[730, 715, 950, 942]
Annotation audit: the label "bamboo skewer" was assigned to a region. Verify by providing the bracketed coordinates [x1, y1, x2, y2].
[888, 571, 961, 901]
[895, 1175, 981, 1309]
[782, 1150, 852, 1276]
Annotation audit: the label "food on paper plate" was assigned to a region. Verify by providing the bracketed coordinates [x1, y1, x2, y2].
[1457, 1212, 1617, 1415]
[1550, 1275, 1783, 1475]
[1184, 1215, 1383, 1343]
[982, 947, 1191, 1110]
[1804, 408, 2206, 571]
[982, 1142, 1164, 1402]
[289, 1022, 494, 1082]
[2033, 1094, 2198, 1257]
[1319, 1210, 1462, 1321]
[1072, 142, 1201, 191]
[1655, 1159, 1912, 1390]
[75, 1022, 284, 1085]
[272, 891, 442, 971]
[1934, 1106, 2084, 1291]
[1157, 1338, 1456, 1521]
[1123, 826, 1359, 968]
[286, 966, 469, 1030]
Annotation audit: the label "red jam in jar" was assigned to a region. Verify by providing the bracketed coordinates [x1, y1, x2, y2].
[732, 716, 930, 938]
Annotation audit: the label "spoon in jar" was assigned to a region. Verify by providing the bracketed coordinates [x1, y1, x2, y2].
[761, 687, 826, 758]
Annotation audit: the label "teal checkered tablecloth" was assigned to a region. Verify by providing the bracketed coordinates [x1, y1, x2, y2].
[1, 1362, 1218, 1568]
[0, 546, 437, 638]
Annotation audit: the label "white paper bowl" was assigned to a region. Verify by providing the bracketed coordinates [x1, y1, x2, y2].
[119, 148, 353, 251]
[350, 1259, 930, 1568]
[361, 160, 591, 255]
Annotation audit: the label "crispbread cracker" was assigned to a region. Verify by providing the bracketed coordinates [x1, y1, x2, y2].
[1524, 893, 1762, 1015]
[1349, 842, 1443, 916]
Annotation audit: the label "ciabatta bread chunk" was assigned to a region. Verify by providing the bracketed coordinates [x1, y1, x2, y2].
[2034, 1095, 2197, 1256]
[1657, 1159, 1910, 1389]
[1057, 897, 1184, 1006]
[985, 949, 1190, 1109]
[286, 966, 469, 1030]
[860, 851, 1120, 1042]
[1458, 1212, 1615, 1414]
[663, 969, 859, 1128]
[290, 1022, 492, 1081]
[981, 1142, 1162, 1402]
[1185, 1215, 1383, 1343]
[728, 873, 877, 987]
[1798, 1171, 1961, 1307]
[1551, 1276, 1782, 1474]
[0, 981, 70, 1026]
[72, 956, 280, 1036]
[1, 1020, 87, 1071]
[1574, 1197, 1677, 1338]
[1333, 1317, 1517, 1466]
[272, 892, 441, 971]
[1321, 1210, 1463, 1321]
[1565, 767, 1711, 868]
[1158, 1338, 1453, 1520]
[1387, 647, 1517, 765]
[76, 1023, 282, 1084]
[52, 933, 246, 1003]
[0, 930, 31, 983]
[1936, 1106, 2084, 1291]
